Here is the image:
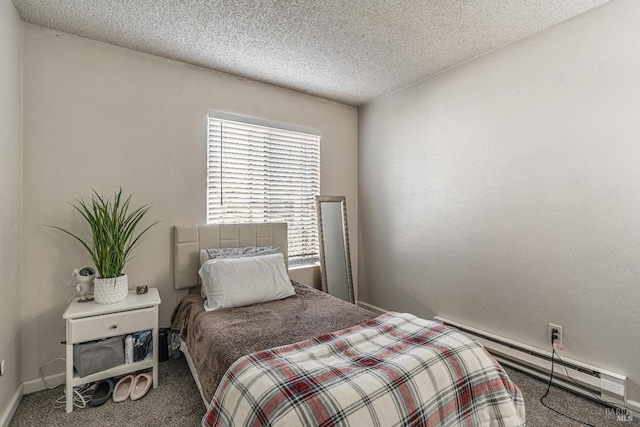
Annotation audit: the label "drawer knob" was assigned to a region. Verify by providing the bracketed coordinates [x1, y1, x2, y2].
[110, 324, 118, 330]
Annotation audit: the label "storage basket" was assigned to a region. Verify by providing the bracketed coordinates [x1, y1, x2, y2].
[73, 335, 124, 377]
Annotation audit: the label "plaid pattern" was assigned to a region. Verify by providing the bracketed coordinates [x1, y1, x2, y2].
[203, 312, 525, 427]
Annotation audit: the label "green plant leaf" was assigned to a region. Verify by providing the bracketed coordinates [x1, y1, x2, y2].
[46, 188, 158, 279]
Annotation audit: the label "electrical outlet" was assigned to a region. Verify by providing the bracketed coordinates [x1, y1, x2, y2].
[548, 323, 563, 346]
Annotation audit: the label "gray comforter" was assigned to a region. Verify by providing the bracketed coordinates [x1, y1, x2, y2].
[171, 281, 376, 404]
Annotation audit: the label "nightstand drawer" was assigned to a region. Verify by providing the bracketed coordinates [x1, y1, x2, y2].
[68, 307, 156, 344]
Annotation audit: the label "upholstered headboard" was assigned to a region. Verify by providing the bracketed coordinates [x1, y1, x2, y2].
[173, 222, 288, 290]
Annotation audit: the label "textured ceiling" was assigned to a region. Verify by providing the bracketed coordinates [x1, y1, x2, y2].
[12, 0, 610, 106]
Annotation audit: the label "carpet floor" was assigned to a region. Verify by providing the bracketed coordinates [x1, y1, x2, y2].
[503, 366, 638, 427]
[9, 356, 203, 427]
[8, 356, 638, 426]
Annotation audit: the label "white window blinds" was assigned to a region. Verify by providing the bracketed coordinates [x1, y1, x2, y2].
[207, 113, 321, 266]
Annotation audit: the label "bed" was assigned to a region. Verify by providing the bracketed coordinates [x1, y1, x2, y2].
[170, 223, 525, 426]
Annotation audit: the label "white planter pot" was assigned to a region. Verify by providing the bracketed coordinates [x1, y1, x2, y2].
[93, 274, 128, 304]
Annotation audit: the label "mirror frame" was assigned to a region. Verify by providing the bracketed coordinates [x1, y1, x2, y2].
[316, 195, 354, 304]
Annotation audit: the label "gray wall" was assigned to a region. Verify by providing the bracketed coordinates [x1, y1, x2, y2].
[359, 0, 640, 404]
[21, 25, 358, 385]
[0, 0, 23, 419]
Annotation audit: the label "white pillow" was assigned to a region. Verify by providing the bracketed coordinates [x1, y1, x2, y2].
[198, 246, 281, 298]
[199, 252, 294, 312]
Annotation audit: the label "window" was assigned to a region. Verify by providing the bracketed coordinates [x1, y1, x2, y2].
[206, 112, 321, 266]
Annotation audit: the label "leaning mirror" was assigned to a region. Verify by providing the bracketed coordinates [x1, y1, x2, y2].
[316, 196, 354, 304]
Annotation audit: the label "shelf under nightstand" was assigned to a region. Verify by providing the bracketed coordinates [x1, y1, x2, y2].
[62, 288, 161, 413]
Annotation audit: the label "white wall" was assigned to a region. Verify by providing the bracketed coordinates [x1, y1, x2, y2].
[22, 25, 357, 383]
[0, 0, 23, 421]
[359, 0, 640, 403]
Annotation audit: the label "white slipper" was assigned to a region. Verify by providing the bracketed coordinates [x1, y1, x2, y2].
[112, 375, 135, 402]
[130, 372, 152, 401]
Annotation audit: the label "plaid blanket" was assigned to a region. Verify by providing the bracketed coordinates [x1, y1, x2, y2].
[203, 312, 525, 427]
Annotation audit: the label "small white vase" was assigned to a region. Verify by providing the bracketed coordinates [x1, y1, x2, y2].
[93, 274, 128, 304]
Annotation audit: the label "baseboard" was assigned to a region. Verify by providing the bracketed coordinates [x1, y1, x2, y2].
[22, 371, 65, 395]
[626, 400, 640, 418]
[435, 316, 630, 409]
[356, 300, 387, 314]
[0, 384, 23, 427]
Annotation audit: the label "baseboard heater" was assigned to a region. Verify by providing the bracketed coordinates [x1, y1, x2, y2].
[434, 316, 627, 406]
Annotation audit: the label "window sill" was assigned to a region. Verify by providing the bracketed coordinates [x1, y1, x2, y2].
[288, 262, 319, 271]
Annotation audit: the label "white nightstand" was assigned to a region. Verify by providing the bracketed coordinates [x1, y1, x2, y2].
[62, 288, 161, 413]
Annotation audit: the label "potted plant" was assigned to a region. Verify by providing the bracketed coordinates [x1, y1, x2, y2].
[49, 188, 158, 304]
